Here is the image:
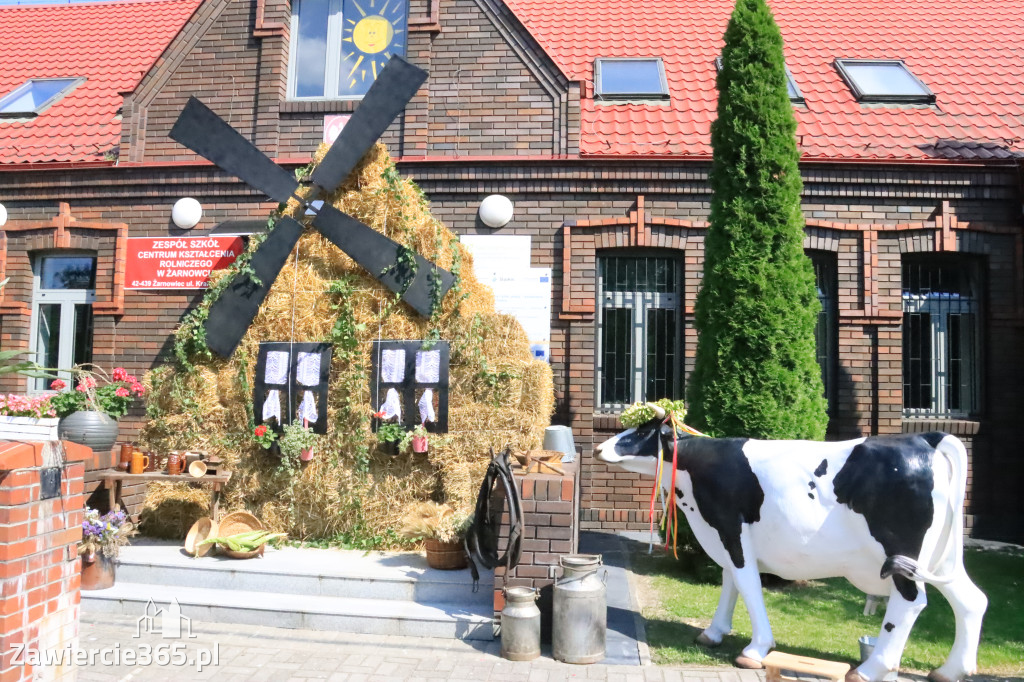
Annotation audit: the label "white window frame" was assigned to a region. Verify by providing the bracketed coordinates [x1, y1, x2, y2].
[902, 293, 978, 418]
[0, 77, 84, 117]
[834, 59, 935, 104]
[28, 254, 96, 391]
[288, 0, 346, 101]
[595, 255, 682, 410]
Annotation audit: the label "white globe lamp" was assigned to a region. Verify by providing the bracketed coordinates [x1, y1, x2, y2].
[0, 202, 7, 227]
[478, 194, 514, 228]
[172, 197, 203, 229]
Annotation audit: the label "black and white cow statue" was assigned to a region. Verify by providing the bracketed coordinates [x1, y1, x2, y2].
[596, 405, 987, 682]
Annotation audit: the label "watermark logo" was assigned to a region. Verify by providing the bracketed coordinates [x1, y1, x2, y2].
[136, 598, 197, 639]
[10, 597, 219, 672]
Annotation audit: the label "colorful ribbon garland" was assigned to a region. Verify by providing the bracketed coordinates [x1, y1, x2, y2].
[648, 413, 708, 558]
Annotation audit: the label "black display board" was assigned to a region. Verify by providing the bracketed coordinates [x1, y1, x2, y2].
[370, 340, 449, 433]
[254, 342, 333, 435]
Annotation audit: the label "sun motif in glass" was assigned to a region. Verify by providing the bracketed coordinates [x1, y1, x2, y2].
[339, 0, 408, 97]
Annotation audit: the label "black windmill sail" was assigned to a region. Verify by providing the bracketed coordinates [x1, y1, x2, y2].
[169, 56, 455, 358]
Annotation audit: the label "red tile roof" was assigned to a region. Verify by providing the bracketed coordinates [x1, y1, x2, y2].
[505, 0, 1024, 161]
[0, 0, 200, 165]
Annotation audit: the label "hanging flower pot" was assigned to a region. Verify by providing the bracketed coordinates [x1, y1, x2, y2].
[80, 550, 116, 590]
[411, 435, 428, 454]
[300, 446, 315, 462]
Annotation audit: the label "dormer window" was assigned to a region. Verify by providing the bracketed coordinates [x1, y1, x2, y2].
[0, 78, 83, 117]
[715, 57, 803, 103]
[594, 58, 669, 101]
[834, 59, 934, 104]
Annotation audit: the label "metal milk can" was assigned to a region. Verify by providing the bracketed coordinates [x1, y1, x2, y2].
[500, 586, 541, 660]
[551, 554, 607, 664]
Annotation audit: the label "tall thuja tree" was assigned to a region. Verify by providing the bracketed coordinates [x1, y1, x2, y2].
[686, 0, 828, 440]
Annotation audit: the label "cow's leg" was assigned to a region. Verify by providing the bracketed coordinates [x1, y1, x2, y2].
[929, 568, 987, 682]
[697, 569, 738, 647]
[729, 558, 775, 668]
[849, 579, 927, 682]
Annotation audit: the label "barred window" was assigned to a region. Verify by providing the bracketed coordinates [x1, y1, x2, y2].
[808, 251, 837, 413]
[902, 256, 981, 417]
[596, 254, 682, 409]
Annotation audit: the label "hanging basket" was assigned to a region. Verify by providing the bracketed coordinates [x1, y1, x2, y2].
[424, 538, 467, 570]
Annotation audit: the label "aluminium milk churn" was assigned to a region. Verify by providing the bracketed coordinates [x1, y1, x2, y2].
[500, 586, 541, 661]
[552, 554, 607, 664]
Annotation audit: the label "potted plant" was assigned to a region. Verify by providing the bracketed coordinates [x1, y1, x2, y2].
[376, 420, 406, 456]
[0, 393, 58, 440]
[79, 506, 136, 590]
[279, 421, 318, 463]
[399, 501, 473, 570]
[49, 365, 145, 453]
[409, 423, 429, 454]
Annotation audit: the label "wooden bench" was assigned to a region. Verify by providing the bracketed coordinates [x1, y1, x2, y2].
[763, 651, 851, 682]
[98, 469, 232, 520]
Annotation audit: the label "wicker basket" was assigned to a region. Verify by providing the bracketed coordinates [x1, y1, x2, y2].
[184, 517, 218, 557]
[424, 538, 468, 570]
[216, 511, 265, 560]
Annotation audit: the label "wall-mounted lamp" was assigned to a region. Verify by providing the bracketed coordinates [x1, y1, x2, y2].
[0, 202, 7, 228]
[478, 194, 514, 228]
[172, 197, 203, 229]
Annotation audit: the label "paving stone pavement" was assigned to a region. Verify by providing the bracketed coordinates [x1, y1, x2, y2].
[76, 613, 767, 682]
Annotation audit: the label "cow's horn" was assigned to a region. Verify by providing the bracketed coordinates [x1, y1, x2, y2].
[647, 403, 666, 419]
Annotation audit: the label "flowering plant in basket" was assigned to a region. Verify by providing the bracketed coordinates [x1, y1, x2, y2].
[80, 507, 136, 559]
[48, 365, 145, 419]
[0, 394, 56, 419]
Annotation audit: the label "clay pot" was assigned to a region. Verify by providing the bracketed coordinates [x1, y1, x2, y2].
[412, 435, 428, 454]
[58, 411, 118, 454]
[300, 446, 315, 462]
[81, 551, 115, 590]
[167, 453, 183, 476]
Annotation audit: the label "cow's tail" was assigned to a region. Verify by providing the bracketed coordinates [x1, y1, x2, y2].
[880, 434, 967, 586]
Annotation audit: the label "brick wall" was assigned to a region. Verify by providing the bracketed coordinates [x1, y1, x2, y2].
[0, 440, 89, 682]
[494, 462, 578, 628]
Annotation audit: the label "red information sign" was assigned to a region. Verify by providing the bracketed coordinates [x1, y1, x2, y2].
[125, 236, 244, 289]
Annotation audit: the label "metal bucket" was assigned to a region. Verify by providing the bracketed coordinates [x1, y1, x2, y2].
[542, 425, 577, 461]
[858, 635, 899, 681]
[552, 554, 607, 664]
[501, 587, 541, 661]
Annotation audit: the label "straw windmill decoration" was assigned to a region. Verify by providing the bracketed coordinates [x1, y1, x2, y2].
[169, 56, 455, 358]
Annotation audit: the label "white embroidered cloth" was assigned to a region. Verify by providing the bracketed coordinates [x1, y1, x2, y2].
[296, 352, 321, 387]
[262, 389, 281, 422]
[415, 350, 441, 384]
[298, 390, 318, 423]
[381, 349, 406, 383]
[265, 351, 290, 384]
[378, 387, 402, 421]
[418, 389, 436, 424]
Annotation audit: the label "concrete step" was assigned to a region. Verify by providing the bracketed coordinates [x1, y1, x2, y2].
[113, 542, 489, 606]
[82, 581, 494, 640]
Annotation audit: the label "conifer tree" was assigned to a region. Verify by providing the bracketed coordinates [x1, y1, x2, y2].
[686, 0, 828, 440]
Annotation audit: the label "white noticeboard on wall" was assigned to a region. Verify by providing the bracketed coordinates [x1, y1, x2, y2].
[462, 235, 552, 362]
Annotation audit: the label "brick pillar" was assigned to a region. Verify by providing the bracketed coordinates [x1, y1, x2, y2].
[494, 461, 579, 631]
[0, 441, 89, 682]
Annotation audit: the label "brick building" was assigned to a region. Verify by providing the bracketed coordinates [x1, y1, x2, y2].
[1, 0, 1022, 540]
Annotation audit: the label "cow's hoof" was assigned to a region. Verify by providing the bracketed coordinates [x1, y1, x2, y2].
[734, 655, 764, 670]
[696, 632, 720, 648]
[927, 670, 956, 682]
[845, 670, 868, 682]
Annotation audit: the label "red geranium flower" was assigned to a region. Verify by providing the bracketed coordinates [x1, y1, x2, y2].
[112, 368, 128, 382]
[115, 387, 130, 398]
[254, 425, 268, 437]
[50, 379, 66, 391]
[126, 375, 138, 384]
[130, 382, 145, 396]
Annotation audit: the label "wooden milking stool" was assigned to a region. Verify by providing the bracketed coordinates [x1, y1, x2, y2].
[763, 651, 851, 682]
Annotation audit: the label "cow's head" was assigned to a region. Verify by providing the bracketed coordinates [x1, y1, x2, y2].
[596, 403, 678, 476]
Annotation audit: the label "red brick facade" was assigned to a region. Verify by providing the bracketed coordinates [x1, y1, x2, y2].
[0, 0, 1021, 541]
[0, 440, 89, 682]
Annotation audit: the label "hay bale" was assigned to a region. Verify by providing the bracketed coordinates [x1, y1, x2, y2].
[140, 143, 554, 545]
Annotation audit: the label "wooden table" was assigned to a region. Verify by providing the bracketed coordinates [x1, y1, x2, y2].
[97, 469, 232, 520]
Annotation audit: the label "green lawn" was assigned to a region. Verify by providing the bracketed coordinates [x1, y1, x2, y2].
[630, 546, 1024, 677]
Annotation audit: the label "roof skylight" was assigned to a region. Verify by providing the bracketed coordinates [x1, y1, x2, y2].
[714, 57, 803, 103]
[594, 59, 669, 100]
[0, 78, 83, 117]
[834, 60, 934, 104]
